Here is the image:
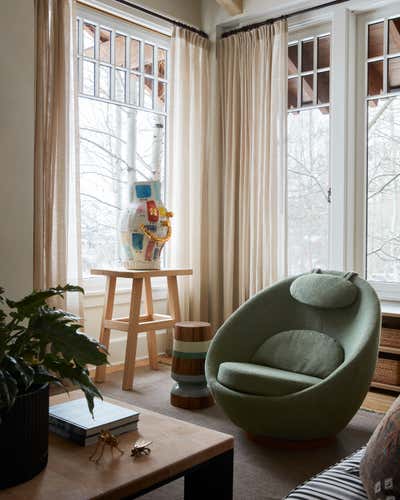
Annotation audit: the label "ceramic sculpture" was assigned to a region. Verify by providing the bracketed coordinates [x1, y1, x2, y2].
[120, 180, 173, 269]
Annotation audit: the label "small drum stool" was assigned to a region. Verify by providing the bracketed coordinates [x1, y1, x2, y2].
[171, 321, 214, 409]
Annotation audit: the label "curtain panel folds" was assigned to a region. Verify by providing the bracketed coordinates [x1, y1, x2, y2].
[167, 27, 219, 325]
[218, 20, 288, 319]
[34, 0, 82, 314]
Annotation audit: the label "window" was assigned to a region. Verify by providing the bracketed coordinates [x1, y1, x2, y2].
[76, 7, 169, 277]
[364, 15, 400, 284]
[287, 28, 331, 276]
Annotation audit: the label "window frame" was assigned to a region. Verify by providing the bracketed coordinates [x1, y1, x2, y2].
[287, 22, 334, 275]
[355, 3, 400, 300]
[76, 3, 171, 292]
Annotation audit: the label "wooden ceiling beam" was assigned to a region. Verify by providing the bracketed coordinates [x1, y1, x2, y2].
[216, 0, 243, 16]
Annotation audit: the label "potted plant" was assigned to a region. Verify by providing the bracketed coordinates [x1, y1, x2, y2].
[0, 285, 108, 489]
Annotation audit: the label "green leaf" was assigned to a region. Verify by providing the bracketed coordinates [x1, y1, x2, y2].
[2, 355, 35, 392]
[0, 368, 18, 410]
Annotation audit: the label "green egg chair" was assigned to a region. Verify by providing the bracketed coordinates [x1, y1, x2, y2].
[205, 270, 381, 441]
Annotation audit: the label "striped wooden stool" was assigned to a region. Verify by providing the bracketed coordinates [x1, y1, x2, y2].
[171, 321, 214, 410]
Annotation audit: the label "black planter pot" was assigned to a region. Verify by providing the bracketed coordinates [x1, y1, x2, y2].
[0, 384, 49, 489]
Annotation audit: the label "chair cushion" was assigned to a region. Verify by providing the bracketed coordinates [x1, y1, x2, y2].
[290, 271, 358, 309]
[217, 362, 321, 397]
[251, 330, 344, 379]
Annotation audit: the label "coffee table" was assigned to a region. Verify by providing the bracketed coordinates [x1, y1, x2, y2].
[3, 391, 234, 499]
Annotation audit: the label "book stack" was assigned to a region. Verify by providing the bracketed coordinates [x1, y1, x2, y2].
[49, 398, 140, 446]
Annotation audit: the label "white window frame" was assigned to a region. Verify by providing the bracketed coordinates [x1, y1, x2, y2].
[287, 22, 333, 275]
[355, 2, 400, 300]
[285, 0, 400, 301]
[76, 2, 171, 293]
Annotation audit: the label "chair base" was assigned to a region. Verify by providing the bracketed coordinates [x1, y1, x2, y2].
[246, 432, 336, 449]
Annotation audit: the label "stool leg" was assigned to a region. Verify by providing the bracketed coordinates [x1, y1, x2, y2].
[95, 276, 116, 383]
[122, 277, 143, 391]
[167, 276, 182, 322]
[144, 276, 158, 370]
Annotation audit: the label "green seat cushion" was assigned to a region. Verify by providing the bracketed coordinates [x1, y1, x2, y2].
[251, 330, 344, 379]
[217, 362, 321, 397]
[290, 271, 358, 309]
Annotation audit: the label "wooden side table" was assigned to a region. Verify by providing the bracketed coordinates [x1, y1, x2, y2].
[91, 268, 192, 390]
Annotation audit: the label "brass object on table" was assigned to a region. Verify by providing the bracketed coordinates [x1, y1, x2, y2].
[131, 439, 152, 458]
[89, 430, 124, 464]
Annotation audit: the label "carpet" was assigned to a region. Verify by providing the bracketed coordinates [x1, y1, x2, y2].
[98, 366, 382, 500]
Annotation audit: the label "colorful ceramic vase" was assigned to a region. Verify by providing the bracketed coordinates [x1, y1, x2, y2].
[120, 180, 173, 269]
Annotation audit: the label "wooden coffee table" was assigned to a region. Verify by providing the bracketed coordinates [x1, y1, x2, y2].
[3, 391, 234, 499]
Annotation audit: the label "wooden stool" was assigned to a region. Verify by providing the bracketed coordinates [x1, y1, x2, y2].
[171, 321, 214, 409]
[91, 268, 192, 391]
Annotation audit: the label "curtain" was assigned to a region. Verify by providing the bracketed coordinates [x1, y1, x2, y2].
[34, 0, 83, 315]
[218, 20, 288, 319]
[167, 27, 219, 325]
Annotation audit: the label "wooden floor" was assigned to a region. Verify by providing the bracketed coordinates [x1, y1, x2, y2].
[362, 390, 396, 413]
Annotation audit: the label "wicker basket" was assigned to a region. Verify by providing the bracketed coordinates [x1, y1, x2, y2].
[380, 328, 400, 349]
[373, 357, 400, 386]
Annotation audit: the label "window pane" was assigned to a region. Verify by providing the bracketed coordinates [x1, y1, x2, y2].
[115, 70, 126, 102]
[99, 28, 111, 63]
[99, 65, 110, 99]
[368, 22, 384, 58]
[158, 48, 167, 79]
[130, 73, 140, 106]
[368, 60, 384, 96]
[301, 40, 314, 72]
[78, 98, 166, 275]
[288, 78, 298, 109]
[288, 44, 298, 75]
[388, 57, 400, 92]
[83, 23, 95, 58]
[115, 34, 126, 67]
[144, 44, 154, 75]
[82, 60, 95, 95]
[388, 18, 400, 55]
[144, 77, 154, 108]
[367, 97, 400, 282]
[287, 107, 330, 275]
[157, 81, 166, 112]
[301, 75, 314, 106]
[130, 39, 140, 71]
[317, 35, 330, 69]
[317, 71, 330, 104]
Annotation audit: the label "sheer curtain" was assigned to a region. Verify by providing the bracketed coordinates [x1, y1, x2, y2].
[34, 0, 83, 315]
[218, 21, 288, 319]
[167, 27, 218, 325]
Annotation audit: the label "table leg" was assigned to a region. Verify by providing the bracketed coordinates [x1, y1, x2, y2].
[144, 275, 158, 370]
[167, 276, 182, 322]
[184, 449, 233, 500]
[95, 276, 116, 383]
[122, 278, 143, 391]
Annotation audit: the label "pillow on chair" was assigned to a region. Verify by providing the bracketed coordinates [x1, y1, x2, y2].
[251, 329, 344, 379]
[290, 270, 358, 309]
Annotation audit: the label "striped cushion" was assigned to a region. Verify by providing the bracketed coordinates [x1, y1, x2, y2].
[285, 448, 367, 499]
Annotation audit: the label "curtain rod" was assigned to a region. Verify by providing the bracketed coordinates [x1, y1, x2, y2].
[112, 0, 209, 39]
[221, 0, 350, 38]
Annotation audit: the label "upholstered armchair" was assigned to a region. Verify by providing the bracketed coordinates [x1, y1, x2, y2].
[205, 271, 381, 440]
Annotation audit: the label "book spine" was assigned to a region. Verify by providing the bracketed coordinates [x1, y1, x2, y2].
[49, 422, 138, 447]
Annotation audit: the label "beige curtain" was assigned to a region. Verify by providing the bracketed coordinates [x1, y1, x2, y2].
[167, 27, 219, 325]
[218, 21, 288, 319]
[34, 0, 82, 314]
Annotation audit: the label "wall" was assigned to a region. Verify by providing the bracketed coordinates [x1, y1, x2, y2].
[201, 0, 334, 36]
[0, 0, 35, 300]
